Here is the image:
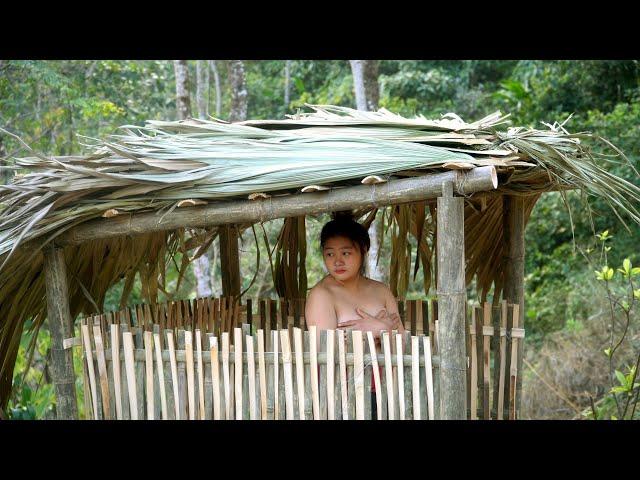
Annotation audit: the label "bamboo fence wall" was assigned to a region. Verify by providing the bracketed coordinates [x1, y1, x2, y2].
[70, 297, 524, 420]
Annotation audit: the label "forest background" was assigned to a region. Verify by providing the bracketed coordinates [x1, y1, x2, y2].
[1, 59, 639, 419]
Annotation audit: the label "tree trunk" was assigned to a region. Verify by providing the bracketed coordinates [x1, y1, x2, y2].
[175, 60, 213, 298]
[227, 60, 248, 122]
[349, 60, 384, 281]
[209, 60, 222, 117]
[221, 60, 247, 297]
[196, 60, 209, 120]
[173, 60, 192, 120]
[350, 60, 380, 112]
[284, 60, 291, 109]
[193, 61, 214, 298]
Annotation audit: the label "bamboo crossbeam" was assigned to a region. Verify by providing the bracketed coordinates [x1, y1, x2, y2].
[98, 348, 440, 368]
[55, 167, 497, 246]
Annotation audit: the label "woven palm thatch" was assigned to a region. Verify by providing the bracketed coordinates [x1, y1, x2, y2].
[0, 104, 638, 409]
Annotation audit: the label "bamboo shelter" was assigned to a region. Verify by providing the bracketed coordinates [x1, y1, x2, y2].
[1, 105, 639, 419]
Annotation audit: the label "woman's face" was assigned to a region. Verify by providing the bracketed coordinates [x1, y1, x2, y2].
[322, 235, 364, 282]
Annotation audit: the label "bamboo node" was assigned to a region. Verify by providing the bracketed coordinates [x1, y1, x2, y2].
[248, 192, 271, 200]
[102, 208, 120, 218]
[177, 199, 208, 207]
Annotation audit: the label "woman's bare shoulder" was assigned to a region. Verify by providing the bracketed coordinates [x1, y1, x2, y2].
[307, 276, 334, 299]
[364, 277, 394, 295]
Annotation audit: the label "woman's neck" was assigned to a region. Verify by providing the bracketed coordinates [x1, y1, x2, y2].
[335, 273, 363, 293]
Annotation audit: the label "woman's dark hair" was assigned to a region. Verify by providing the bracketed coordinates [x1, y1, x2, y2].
[320, 211, 370, 274]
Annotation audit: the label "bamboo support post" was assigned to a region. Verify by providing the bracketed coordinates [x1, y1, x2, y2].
[43, 245, 79, 419]
[503, 195, 525, 416]
[436, 181, 467, 419]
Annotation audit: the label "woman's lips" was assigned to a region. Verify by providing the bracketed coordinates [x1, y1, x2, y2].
[335, 269, 346, 274]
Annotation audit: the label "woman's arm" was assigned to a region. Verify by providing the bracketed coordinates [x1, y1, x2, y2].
[305, 286, 338, 331]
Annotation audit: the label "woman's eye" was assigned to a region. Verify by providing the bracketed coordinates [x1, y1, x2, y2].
[344, 252, 350, 256]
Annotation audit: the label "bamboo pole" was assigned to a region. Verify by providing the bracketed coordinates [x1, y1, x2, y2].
[503, 195, 525, 416]
[43, 245, 78, 419]
[57, 167, 498, 246]
[436, 180, 467, 420]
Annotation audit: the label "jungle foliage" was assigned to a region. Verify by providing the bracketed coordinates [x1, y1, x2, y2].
[1, 59, 639, 419]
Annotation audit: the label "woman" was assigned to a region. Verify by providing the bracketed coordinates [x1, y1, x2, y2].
[305, 212, 403, 338]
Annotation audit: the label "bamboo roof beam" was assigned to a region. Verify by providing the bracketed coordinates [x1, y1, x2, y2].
[56, 166, 498, 247]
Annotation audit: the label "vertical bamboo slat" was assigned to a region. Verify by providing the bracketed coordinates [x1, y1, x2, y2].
[153, 331, 168, 420]
[319, 330, 328, 420]
[246, 334, 257, 420]
[346, 328, 356, 420]
[482, 302, 491, 420]
[337, 329, 348, 420]
[470, 309, 478, 420]
[143, 330, 155, 419]
[92, 322, 111, 420]
[221, 332, 231, 420]
[257, 330, 267, 420]
[266, 330, 275, 420]
[382, 331, 394, 420]
[396, 333, 405, 420]
[176, 330, 188, 420]
[122, 331, 138, 420]
[272, 330, 280, 420]
[309, 325, 320, 420]
[185, 330, 196, 420]
[509, 304, 520, 420]
[411, 336, 421, 420]
[326, 329, 335, 420]
[110, 323, 123, 420]
[81, 324, 99, 420]
[366, 332, 383, 420]
[403, 331, 413, 419]
[166, 330, 180, 420]
[423, 336, 434, 420]
[497, 300, 508, 420]
[294, 327, 306, 420]
[352, 330, 365, 420]
[279, 330, 295, 420]
[209, 336, 221, 420]
[195, 330, 205, 420]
